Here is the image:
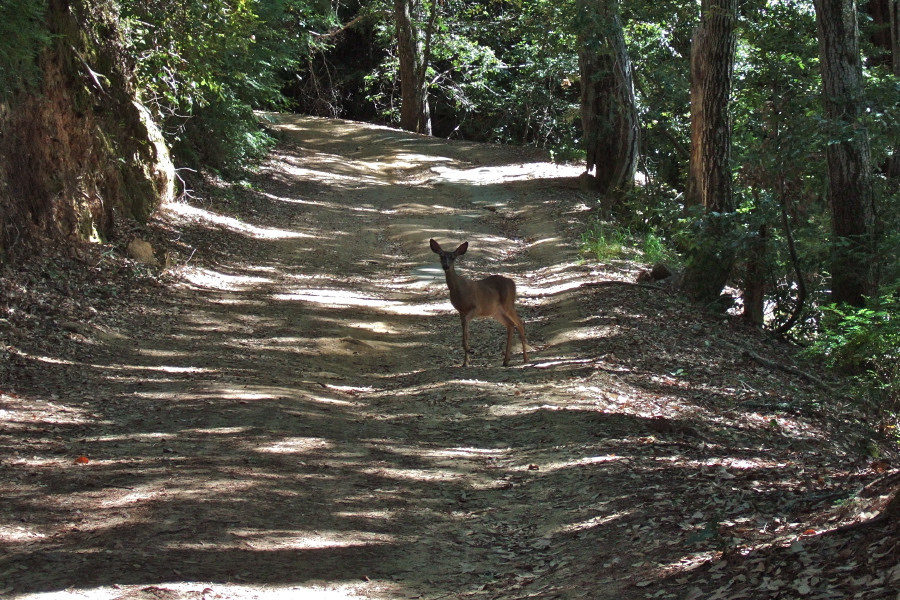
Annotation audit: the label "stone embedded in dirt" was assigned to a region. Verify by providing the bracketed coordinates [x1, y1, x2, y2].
[127, 237, 158, 266]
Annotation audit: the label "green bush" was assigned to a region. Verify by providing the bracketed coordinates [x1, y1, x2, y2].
[809, 292, 900, 433]
[175, 98, 276, 174]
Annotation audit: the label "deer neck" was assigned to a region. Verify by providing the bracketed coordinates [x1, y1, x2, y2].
[444, 264, 471, 303]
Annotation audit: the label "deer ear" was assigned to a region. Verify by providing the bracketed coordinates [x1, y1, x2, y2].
[430, 239, 441, 254]
[456, 242, 469, 255]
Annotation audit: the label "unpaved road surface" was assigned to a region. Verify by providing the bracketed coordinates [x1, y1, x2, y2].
[1, 116, 884, 600]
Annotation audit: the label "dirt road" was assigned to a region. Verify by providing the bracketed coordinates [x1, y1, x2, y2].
[1, 116, 873, 600]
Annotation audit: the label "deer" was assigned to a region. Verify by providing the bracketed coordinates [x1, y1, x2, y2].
[430, 239, 528, 367]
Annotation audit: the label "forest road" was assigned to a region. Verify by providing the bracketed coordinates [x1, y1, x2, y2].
[124, 114, 616, 599]
[4, 114, 772, 600]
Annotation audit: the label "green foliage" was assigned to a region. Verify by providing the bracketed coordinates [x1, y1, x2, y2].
[808, 293, 900, 431]
[174, 97, 277, 174]
[463, 1, 581, 149]
[118, 0, 334, 171]
[0, 0, 51, 97]
[580, 218, 677, 265]
[580, 221, 629, 261]
[358, 0, 581, 150]
[623, 0, 695, 187]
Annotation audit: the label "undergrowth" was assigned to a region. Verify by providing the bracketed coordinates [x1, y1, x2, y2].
[807, 291, 900, 438]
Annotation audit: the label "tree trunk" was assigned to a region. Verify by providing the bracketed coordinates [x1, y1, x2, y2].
[814, 0, 877, 307]
[680, 0, 738, 305]
[577, 0, 639, 200]
[742, 224, 767, 326]
[394, 0, 432, 135]
[894, 0, 900, 75]
[0, 0, 173, 262]
[685, 0, 737, 212]
[866, 0, 900, 72]
[865, 0, 900, 177]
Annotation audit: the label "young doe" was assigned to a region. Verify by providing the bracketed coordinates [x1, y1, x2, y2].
[430, 239, 528, 367]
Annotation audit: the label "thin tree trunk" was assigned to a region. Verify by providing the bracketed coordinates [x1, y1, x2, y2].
[394, 0, 431, 135]
[814, 0, 877, 307]
[577, 0, 639, 200]
[742, 222, 767, 326]
[866, 0, 900, 176]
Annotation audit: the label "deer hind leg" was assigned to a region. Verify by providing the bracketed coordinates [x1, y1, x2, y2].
[503, 324, 514, 367]
[511, 309, 528, 363]
[497, 308, 527, 365]
[494, 312, 517, 367]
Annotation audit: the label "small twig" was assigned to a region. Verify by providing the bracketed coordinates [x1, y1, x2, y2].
[71, 45, 109, 96]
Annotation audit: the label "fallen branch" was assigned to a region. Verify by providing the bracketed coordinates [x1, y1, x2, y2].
[743, 349, 835, 393]
[580, 280, 665, 291]
[522, 279, 665, 299]
[309, 14, 371, 39]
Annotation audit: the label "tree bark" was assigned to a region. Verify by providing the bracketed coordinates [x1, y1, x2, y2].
[865, 0, 900, 177]
[680, 0, 738, 305]
[814, 0, 877, 307]
[394, 0, 432, 135]
[685, 0, 737, 212]
[577, 0, 640, 200]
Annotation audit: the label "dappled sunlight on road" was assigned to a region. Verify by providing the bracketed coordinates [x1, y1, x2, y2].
[0, 116, 861, 600]
[430, 162, 583, 185]
[166, 202, 311, 239]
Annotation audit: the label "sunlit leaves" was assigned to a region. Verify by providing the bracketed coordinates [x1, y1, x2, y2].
[118, 0, 335, 169]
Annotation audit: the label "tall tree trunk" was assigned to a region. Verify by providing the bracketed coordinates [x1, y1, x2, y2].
[680, 0, 738, 305]
[685, 0, 737, 212]
[394, 0, 432, 135]
[577, 0, 639, 200]
[814, 0, 877, 307]
[894, 0, 900, 75]
[866, 0, 900, 72]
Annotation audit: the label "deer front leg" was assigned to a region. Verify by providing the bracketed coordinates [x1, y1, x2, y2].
[460, 313, 471, 367]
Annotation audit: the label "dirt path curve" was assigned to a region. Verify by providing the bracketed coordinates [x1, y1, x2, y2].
[2, 116, 858, 600]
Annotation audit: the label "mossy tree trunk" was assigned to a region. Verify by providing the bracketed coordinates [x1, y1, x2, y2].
[0, 0, 173, 262]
